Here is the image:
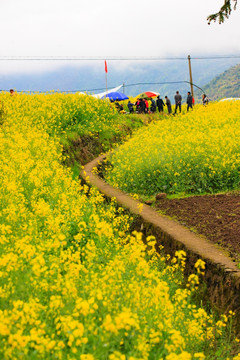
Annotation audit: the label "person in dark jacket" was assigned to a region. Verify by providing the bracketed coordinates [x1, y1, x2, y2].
[139, 98, 146, 113]
[186, 91, 193, 111]
[156, 95, 165, 112]
[174, 90, 182, 114]
[135, 99, 140, 112]
[150, 98, 156, 112]
[127, 100, 134, 113]
[165, 96, 172, 114]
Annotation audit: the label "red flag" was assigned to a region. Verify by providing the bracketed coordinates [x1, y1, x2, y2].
[105, 60, 108, 73]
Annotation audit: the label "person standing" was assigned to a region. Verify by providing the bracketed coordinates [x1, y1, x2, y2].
[156, 95, 165, 112]
[202, 94, 209, 105]
[174, 90, 182, 114]
[139, 98, 146, 113]
[186, 91, 193, 111]
[135, 98, 140, 112]
[127, 100, 134, 113]
[150, 98, 156, 112]
[144, 98, 149, 113]
[165, 96, 172, 114]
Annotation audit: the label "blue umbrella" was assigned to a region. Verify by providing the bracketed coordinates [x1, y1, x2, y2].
[101, 91, 129, 102]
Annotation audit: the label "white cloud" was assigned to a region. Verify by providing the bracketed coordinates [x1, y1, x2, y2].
[0, 0, 239, 73]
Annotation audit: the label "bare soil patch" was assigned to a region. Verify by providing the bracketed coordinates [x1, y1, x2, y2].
[154, 192, 240, 265]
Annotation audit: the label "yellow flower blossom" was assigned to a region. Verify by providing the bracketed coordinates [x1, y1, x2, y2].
[0, 93, 237, 359]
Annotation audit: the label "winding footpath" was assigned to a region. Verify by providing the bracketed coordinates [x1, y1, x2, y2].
[81, 153, 240, 331]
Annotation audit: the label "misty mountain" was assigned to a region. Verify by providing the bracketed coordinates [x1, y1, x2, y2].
[197, 63, 240, 101]
[0, 57, 239, 102]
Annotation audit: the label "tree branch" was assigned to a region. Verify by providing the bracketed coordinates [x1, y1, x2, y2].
[207, 0, 237, 24]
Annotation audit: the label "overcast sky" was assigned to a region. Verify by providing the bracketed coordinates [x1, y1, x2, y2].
[0, 0, 239, 74]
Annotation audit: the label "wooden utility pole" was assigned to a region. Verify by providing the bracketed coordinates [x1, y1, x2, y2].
[188, 55, 194, 98]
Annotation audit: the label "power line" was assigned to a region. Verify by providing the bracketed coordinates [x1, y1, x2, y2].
[0, 81, 205, 94]
[125, 81, 205, 93]
[0, 55, 240, 61]
[124, 81, 188, 87]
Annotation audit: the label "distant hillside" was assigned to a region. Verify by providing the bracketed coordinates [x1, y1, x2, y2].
[0, 58, 239, 103]
[200, 63, 240, 101]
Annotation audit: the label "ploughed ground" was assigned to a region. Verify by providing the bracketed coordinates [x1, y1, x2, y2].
[154, 192, 240, 265]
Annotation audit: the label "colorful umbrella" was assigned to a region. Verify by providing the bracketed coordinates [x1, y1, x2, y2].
[137, 91, 160, 99]
[101, 91, 129, 102]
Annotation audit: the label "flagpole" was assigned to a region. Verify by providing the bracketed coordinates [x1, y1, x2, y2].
[105, 60, 108, 99]
[105, 71, 108, 96]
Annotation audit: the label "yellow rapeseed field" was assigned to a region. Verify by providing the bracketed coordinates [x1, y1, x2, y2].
[0, 93, 239, 359]
[105, 101, 240, 196]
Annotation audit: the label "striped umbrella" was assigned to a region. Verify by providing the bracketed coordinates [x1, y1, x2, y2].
[137, 91, 160, 99]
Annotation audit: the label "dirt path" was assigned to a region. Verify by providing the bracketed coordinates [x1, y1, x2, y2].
[81, 155, 240, 332]
[154, 192, 240, 265]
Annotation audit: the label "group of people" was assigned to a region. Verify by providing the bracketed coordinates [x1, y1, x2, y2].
[125, 91, 196, 115]
[124, 90, 209, 115]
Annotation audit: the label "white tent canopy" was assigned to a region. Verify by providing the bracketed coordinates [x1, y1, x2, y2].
[219, 97, 240, 102]
[79, 84, 123, 99]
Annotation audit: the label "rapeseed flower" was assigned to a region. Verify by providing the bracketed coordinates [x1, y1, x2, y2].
[0, 93, 238, 359]
[105, 101, 240, 196]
